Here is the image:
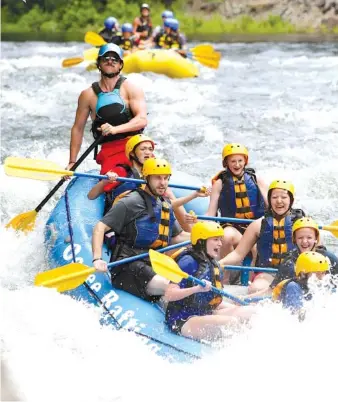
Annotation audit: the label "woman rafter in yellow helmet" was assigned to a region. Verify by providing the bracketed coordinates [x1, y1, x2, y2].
[270, 217, 338, 290]
[92, 157, 191, 301]
[165, 221, 256, 340]
[88, 134, 155, 212]
[206, 143, 268, 281]
[220, 179, 306, 296]
[272, 251, 331, 316]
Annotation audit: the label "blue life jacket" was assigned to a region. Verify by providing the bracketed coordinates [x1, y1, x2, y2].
[91, 77, 140, 143]
[166, 249, 224, 326]
[133, 191, 176, 249]
[272, 279, 305, 311]
[257, 209, 304, 267]
[216, 168, 265, 219]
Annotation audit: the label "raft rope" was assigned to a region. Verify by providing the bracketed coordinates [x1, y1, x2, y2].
[65, 190, 77, 262]
[64, 185, 201, 360]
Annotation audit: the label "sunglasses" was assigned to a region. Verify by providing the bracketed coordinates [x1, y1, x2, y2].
[100, 56, 120, 63]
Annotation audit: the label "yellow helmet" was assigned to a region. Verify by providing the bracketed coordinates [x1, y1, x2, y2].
[191, 221, 224, 245]
[142, 158, 171, 177]
[295, 251, 330, 277]
[292, 217, 320, 243]
[268, 180, 295, 197]
[125, 134, 155, 160]
[222, 143, 249, 164]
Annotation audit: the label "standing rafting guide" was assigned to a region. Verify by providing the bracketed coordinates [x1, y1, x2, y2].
[67, 43, 147, 175]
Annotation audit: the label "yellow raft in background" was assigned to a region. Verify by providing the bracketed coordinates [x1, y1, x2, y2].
[123, 49, 199, 79]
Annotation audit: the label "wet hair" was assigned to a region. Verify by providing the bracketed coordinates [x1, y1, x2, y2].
[193, 239, 207, 252]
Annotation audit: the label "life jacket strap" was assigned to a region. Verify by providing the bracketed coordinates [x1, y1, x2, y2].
[208, 265, 223, 307]
[233, 176, 255, 219]
[271, 217, 288, 266]
[150, 200, 171, 249]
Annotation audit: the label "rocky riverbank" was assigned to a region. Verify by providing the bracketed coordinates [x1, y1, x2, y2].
[190, 0, 338, 30]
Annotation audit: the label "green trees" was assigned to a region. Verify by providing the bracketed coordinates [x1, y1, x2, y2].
[2, 0, 313, 36]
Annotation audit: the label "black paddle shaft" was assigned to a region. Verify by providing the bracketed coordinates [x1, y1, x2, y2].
[35, 136, 103, 213]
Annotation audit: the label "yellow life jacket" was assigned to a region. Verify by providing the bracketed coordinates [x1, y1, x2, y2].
[271, 217, 289, 266]
[158, 33, 167, 49]
[121, 38, 133, 51]
[233, 176, 255, 219]
[208, 264, 223, 307]
[157, 33, 180, 49]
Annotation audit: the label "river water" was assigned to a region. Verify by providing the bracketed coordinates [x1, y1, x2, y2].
[1, 41, 338, 401]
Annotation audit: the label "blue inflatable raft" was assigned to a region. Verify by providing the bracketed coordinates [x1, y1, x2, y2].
[44, 172, 214, 363]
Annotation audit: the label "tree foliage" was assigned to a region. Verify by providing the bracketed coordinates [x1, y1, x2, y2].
[2, 0, 321, 35]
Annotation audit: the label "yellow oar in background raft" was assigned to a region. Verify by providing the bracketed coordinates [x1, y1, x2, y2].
[82, 31, 222, 69]
[84, 31, 107, 47]
[62, 47, 99, 68]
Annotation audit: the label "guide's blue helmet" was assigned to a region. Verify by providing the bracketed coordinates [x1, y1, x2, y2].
[98, 43, 123, 61]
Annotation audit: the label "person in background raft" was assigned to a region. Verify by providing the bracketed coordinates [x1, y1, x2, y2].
[165, 221, 256, 341]
[272, 251, 331, 317]
[220, 180, 305, 293]
[117, 23, 136, 55]
[99, 17, 120, 44]
[152, 10, 174, 38]
[133, 3, 153, 38]
[134, 25, 153, 50]
[67, 43, 147, 174]
[153, 18, 187, 57]
[92, 158, 190, 301]
[206, 143, 267, 268]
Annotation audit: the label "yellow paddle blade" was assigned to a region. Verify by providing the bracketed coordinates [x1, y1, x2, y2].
[190, 44, 215, 54]
[62, 57, 84, 68]
[35, 263, 95, 293]
[322, 220, 338, 238]
[86, 63, 98, 72]
[84, 31, 107, 47]
[4, 157, 74, 181]
[6, 210, 37, 233]
[149, 249, 189, 283]
[192, 51, 221, 61]
[193, 55, 220, 69]
[83, 47, 99, 62]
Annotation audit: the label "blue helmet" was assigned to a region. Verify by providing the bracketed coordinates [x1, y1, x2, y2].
[161, 10, 174, 19]
[98, 43, 123, 61]
[164, 18, 179, 31]
[104, 17, 117, 30]
[121, 23, 133, 33]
